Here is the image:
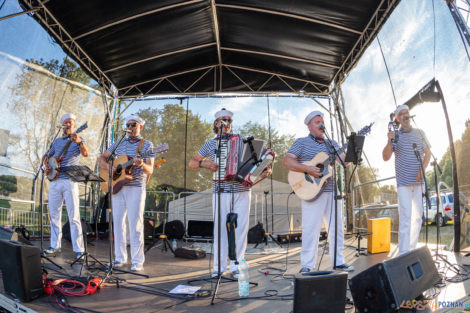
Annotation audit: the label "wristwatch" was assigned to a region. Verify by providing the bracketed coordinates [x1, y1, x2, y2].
[78, 141, 84, 147]
[198, 160, 203, 168]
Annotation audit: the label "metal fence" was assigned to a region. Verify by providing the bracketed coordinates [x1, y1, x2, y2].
[169, 190, 302, 236]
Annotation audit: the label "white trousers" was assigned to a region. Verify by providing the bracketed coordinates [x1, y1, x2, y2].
[301, 192, 345, 270]
[212, 191, 251, 273]
[112, 185, 146, 265]
[48, 179, 84, 252]
[397, 185, 424, 255]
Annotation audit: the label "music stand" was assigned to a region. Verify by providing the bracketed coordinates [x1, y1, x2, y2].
[345, 133, 365, 165]
[61, 166, 107, 275]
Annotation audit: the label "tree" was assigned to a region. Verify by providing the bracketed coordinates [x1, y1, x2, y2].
[426, 120, 470, 194]
[353, 165, 381, 206]
[237, 121, 295, 183]
[7, 57, 104, 173]
[137, 104, 213, 192]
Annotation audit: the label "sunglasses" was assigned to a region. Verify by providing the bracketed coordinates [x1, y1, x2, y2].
[220, 118, 232, 123]
[126, 122, 137, 128]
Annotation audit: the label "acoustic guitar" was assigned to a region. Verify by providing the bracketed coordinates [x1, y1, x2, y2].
[288, 124, 372, 201]
[99, 143, 168, 194]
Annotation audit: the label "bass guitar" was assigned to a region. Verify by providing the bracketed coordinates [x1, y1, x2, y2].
[288, 123, 373, 201]
[46, 122, 88, 181]
[99, 143, 169, 194]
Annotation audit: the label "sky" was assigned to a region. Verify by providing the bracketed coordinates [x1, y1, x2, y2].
[1, 0, 470, 183]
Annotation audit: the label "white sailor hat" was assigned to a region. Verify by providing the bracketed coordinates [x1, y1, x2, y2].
[395, 104, 409, 118]
[125, 114, 145, 126]
[214, 108, 233, 119]
[60, 113, 76, 124]
[304, 110, 324, 125]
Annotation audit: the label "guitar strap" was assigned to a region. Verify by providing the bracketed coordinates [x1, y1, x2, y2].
[136, 138, 151, 185]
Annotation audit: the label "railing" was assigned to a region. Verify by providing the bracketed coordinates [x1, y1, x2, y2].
[170, 190, 302, 236]
[352, 176, 399, 237]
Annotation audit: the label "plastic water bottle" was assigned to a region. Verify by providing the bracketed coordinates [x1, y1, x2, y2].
[172, 239, 177, 250]
[238, 259, 250, 297]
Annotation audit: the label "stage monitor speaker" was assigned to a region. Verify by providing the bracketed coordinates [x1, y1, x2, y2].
[0, 226, 31, 246]
[0, 239, 43, 302]
[62, 219, 93, 242]
[293, 272, 348, 313]
[187, 220, 213, 238]
[349, 246, 441, 313]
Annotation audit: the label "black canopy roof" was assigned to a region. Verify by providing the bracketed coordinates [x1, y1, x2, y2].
[20, 0, 400, 98]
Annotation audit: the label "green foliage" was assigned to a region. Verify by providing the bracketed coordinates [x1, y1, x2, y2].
[29, 58, 91, 85]
[7, 57, 104, 172]
[137, 104, 213, 192]
[426, 121, 470, 191]
[354, 165, 380, 205]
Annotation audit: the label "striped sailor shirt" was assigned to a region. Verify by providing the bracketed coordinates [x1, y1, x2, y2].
[287, 135, 341, 193]
[393, 128, 430, 187]
[198, 137, 251, 193]
[48, 136, 85, 179]
[107, 137, 156, 188]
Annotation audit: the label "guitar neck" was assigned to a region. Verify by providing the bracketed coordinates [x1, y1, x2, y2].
[120, 149, 154, 169]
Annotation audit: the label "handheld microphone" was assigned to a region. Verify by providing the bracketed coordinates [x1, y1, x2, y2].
[319, 123, 325, 130]
[412, 143, 420, 158]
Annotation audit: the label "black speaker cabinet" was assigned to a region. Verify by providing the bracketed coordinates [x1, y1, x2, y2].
[293, 271, 348, 313]
[349, 246, 441, 313]
[0, 226, 31, 246]
[187, 220, 213, 238]
[0, 239, 43, 302]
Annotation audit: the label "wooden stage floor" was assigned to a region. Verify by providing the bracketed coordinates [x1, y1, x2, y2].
[1, 236, 470, 313]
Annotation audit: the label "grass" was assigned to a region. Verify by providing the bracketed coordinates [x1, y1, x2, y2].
[419, 223, 455, 248]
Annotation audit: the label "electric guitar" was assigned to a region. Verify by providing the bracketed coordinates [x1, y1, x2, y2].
[45, 122, 88, 181]
[288, 123, 373, 201]
[99, 143, 169, 194]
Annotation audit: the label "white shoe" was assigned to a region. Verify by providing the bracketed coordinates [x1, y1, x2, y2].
[107, 260, 126, 268]
[131, 263, 144, 271]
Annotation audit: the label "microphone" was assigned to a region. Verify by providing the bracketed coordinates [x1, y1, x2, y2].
[220, 120, 228, 127]
[319, 123, 325, 130]
[403, 115, 416, 121]
[412, 143, 420, 158]
[122, 129, 132, 133]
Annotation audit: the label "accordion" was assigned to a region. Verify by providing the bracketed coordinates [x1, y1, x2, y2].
[214, 135, 275, 187]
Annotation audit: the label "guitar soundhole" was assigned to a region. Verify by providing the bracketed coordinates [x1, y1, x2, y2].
[317, 164, 324, 172]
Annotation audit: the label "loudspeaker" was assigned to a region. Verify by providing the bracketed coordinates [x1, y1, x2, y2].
[164, 220, 185, 239]
[349, 246, 441, 313]
[187, 220, 213, 238]
[62, 219, 93, 242]
[0, 226, 32, 246]
[248, 222, 265, 244]
[144, 218, 155, 241]
[0, 239, 43, 301]
[293, 272, 348, 313]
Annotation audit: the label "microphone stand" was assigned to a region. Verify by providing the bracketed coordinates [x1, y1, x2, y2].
[431, 160, 443, 256]
[99, 132, 149, 288]
[413, 143, 430, 246]
[36, 127, 63, 269]
[211, 124, 230, 305]
[322, 127, 346, 270]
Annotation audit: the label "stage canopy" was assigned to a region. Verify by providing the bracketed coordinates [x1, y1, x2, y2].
[19, 0, 400, 98]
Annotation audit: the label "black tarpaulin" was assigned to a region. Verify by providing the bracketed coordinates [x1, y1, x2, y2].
[19, 0, 401, 97]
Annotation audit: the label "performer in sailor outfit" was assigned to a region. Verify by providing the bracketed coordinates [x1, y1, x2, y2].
[98, 114, 155, 271]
